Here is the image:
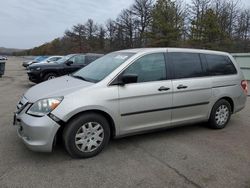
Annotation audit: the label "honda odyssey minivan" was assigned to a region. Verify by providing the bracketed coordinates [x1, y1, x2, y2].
[13, 48, 248, 158]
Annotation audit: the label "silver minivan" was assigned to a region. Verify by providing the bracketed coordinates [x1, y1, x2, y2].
[14, 48, 248, 158]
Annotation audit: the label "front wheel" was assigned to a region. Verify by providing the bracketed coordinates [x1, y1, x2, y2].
[63, 113, 110, 158]
[209, 99, 231, 129]
[43, 73, 57, 81]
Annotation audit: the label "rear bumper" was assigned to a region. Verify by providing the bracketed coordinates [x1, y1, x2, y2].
[233, 93, 247, 113]
[15, 112, 60, 152]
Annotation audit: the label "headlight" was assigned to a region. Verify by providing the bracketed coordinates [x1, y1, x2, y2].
[27, 97, 63, 117]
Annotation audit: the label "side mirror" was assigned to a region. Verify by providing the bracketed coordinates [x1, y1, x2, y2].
[121, 74, 138, 85]
[66, 61, 73, 66]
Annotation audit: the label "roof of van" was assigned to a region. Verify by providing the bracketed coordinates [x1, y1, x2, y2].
[117, 48, 229, 56]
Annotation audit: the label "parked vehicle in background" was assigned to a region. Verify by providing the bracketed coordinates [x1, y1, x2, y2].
[0, 56, 8, 60]
[27, 53, 103, 83]
[22, 56, 49, 68]
[36, 56, 63, 64]
[14, 48, 248, 158]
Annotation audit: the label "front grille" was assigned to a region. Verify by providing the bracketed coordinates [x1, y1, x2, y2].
[16, 96, 29, 114]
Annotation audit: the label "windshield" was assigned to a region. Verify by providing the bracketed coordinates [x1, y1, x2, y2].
[72, 52, 135, 83]
[56, 54, 74, 64]
[34, 56, 48, 62]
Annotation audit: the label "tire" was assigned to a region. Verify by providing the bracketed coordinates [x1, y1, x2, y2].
[63, 113, 110, 158]
[43, 73, 57, 81]
[209, 99, 232, 129]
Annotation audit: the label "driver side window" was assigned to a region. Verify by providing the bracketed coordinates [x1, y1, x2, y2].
[123, 53, 167, 83]
[74, 55, 85, 64]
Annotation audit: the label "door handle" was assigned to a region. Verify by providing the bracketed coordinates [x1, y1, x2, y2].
[158, 86, 170, 91]
[177, 84, 188, 89]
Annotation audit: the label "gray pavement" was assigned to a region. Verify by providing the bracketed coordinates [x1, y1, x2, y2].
[0, 57, 250, 188]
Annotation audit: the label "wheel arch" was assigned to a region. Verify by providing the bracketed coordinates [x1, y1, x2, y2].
[219, 96, 234, 113]
[209, 96, 234, 117]
[41, 70, 58, 79]
[60, 109, 117, 138]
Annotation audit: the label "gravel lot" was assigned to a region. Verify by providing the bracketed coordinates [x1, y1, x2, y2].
[0, 57, 250, 188]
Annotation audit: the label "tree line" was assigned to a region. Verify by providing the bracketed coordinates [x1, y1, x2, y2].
[15, 0, 250, 56]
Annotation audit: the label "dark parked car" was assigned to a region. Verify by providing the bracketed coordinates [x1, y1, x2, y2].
[23, 56, 49, 68]
[27, 53, 103, 83]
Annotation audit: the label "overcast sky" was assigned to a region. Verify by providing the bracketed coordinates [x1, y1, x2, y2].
[0, 0, 250, 49]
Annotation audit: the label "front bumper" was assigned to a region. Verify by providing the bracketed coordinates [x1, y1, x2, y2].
[27, 70, 42, 83]
[14, 103, 60, 152]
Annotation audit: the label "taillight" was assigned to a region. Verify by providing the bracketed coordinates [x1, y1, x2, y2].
[241, 80, 248, 95]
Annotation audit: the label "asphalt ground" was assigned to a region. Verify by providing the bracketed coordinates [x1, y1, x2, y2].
[0, 57, 249, 188]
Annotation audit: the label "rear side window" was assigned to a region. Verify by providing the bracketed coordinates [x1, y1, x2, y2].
[205, 54, 237, 75]
[170, 52, 204, 79]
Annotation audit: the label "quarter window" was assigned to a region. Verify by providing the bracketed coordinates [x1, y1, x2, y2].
[205, 54, 237, 75]
[123, 53, 167, 83]
[170, 52, 204, 79]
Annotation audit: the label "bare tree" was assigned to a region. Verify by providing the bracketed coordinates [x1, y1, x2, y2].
[65, 24, 86, 52]
[227, 0, 240, 38]
[189, 0, 211, 40]
[85, 19, 98, 39]
[97, 25, 106, 50]
[235, 9, 250, 40]
[105, 19, 117, 50]
[131, 0, 154, 46]
[117, 9, 137, 48]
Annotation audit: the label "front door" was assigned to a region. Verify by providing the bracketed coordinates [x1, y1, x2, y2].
[64, 55, 85, 74]
[118, 52, 173, 135]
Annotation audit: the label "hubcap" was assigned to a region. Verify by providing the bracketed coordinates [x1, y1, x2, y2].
[75, 122, 104, 152]
[215, 105, 229, 126]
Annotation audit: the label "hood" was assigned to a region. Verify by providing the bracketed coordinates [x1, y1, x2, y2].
[36, 60, 48, 64]
[35, 60, 57, 65]
[27, 60, 35, 65]
[24, 75, 94, 102]
[32, 61, 52, 66]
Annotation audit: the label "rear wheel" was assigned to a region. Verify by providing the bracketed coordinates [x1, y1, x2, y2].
[209, 99, 231, 129]
[63, 113, 110, 158]
[44, 73, 57, 81]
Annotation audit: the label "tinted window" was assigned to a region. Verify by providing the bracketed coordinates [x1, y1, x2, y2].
[123, 53, 166, 83]
[85, 55, 101, 65]
[205, 54, 237, 75]
[171, 52, 203, 79]
[73, 55, 85, 64]
[49, 57, 59, 61]
[57, 54, 74, 64]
